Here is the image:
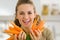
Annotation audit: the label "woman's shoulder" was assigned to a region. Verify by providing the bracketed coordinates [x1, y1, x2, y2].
[42, 27, 53, 36]
[42, 27, 54, 40]
[43, 27, 52, 33]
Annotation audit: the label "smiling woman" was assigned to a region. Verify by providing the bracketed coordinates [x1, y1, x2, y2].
[4, 0, 54, 40]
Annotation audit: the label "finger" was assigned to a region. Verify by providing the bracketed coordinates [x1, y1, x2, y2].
[30, 30, 36, 39]
[37, 29, 42, 36]
[34, 30, 39, 36]
[24, 32, 26, 40]
[38, 29, 41, 34]
[30, 33, 34, 40]
[21, 32, 24, 40]
[18, 31, 23, 40]
[14, 34, 18, 40]
[22, 32, 26, 40]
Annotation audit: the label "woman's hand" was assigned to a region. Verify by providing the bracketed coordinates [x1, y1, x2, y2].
[18, 31, 26, 40]
[14, 34, 18, 40]
[30, 29, 42, 40]
[14, 31, 26, 40]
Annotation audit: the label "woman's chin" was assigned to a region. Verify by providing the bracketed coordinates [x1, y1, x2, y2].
[23, 24, 30, 28]
[21, 20, 33, 28]
[23, 23, 31, 28]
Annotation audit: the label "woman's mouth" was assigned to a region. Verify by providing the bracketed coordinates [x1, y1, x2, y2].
[22, 20, 31, 25]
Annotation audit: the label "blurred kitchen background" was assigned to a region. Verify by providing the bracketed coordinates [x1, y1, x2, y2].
[0, 0, 60, 40]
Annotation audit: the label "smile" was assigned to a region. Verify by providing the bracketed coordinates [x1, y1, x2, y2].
[22, 19, 31, 25]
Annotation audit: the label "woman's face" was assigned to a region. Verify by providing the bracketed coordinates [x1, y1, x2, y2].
[16, 4, 36, 28]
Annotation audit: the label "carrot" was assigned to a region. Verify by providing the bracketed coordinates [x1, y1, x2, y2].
[37, 21, 44, 32]
[4, 29, 19, 34]
[32, 17, 38, 31]
[32, 15, 39, 27]
[9, 26, 15, 30]
[32, 19, 37, 27]
[9, 26, 19, 32]
[10, 22, 23, 32]
[37, 21, 44, 28]
[31, 20, 44, 36]
[4, 21, 23, 35]
[7, 35, 14, 40]
[32, 20, 44, 32]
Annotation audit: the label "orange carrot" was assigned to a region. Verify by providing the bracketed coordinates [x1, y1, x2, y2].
[37, 21, 44, 32]
[32, 18, 37, 31]
[7, 35, 14, 40]
[4, 21, 23, 35]
[37, 21, 44, 28]
[11, 22, 23, 32]
[9, 26, 15, 30]
[4, 29, 19, 34]
[32, 20, 44, 32]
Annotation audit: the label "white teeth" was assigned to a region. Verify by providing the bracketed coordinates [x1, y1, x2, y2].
[23, 20, 30, 24]
[26, 20, 30, 22]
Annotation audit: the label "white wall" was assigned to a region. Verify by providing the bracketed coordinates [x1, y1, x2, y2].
[0, 0, 17, 16]
[0, 0, 60, 16]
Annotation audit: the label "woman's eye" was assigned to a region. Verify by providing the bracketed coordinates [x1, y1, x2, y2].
[28, 11, 32, 14]
[19, 12, 24, 15]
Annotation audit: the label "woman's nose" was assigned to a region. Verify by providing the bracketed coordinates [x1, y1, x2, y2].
[24, 14, 29, 19]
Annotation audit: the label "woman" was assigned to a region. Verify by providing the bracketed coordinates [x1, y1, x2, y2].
[7, 0, 54, 40]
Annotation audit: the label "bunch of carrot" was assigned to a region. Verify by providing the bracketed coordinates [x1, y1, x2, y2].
[4, 22, 23, 35]
[32, 19, 44, 32]
[4, 22, 23, 40]
[4, 18, 44, 40]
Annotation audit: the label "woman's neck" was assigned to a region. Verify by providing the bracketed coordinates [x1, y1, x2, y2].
[21, 26, 31, 34]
